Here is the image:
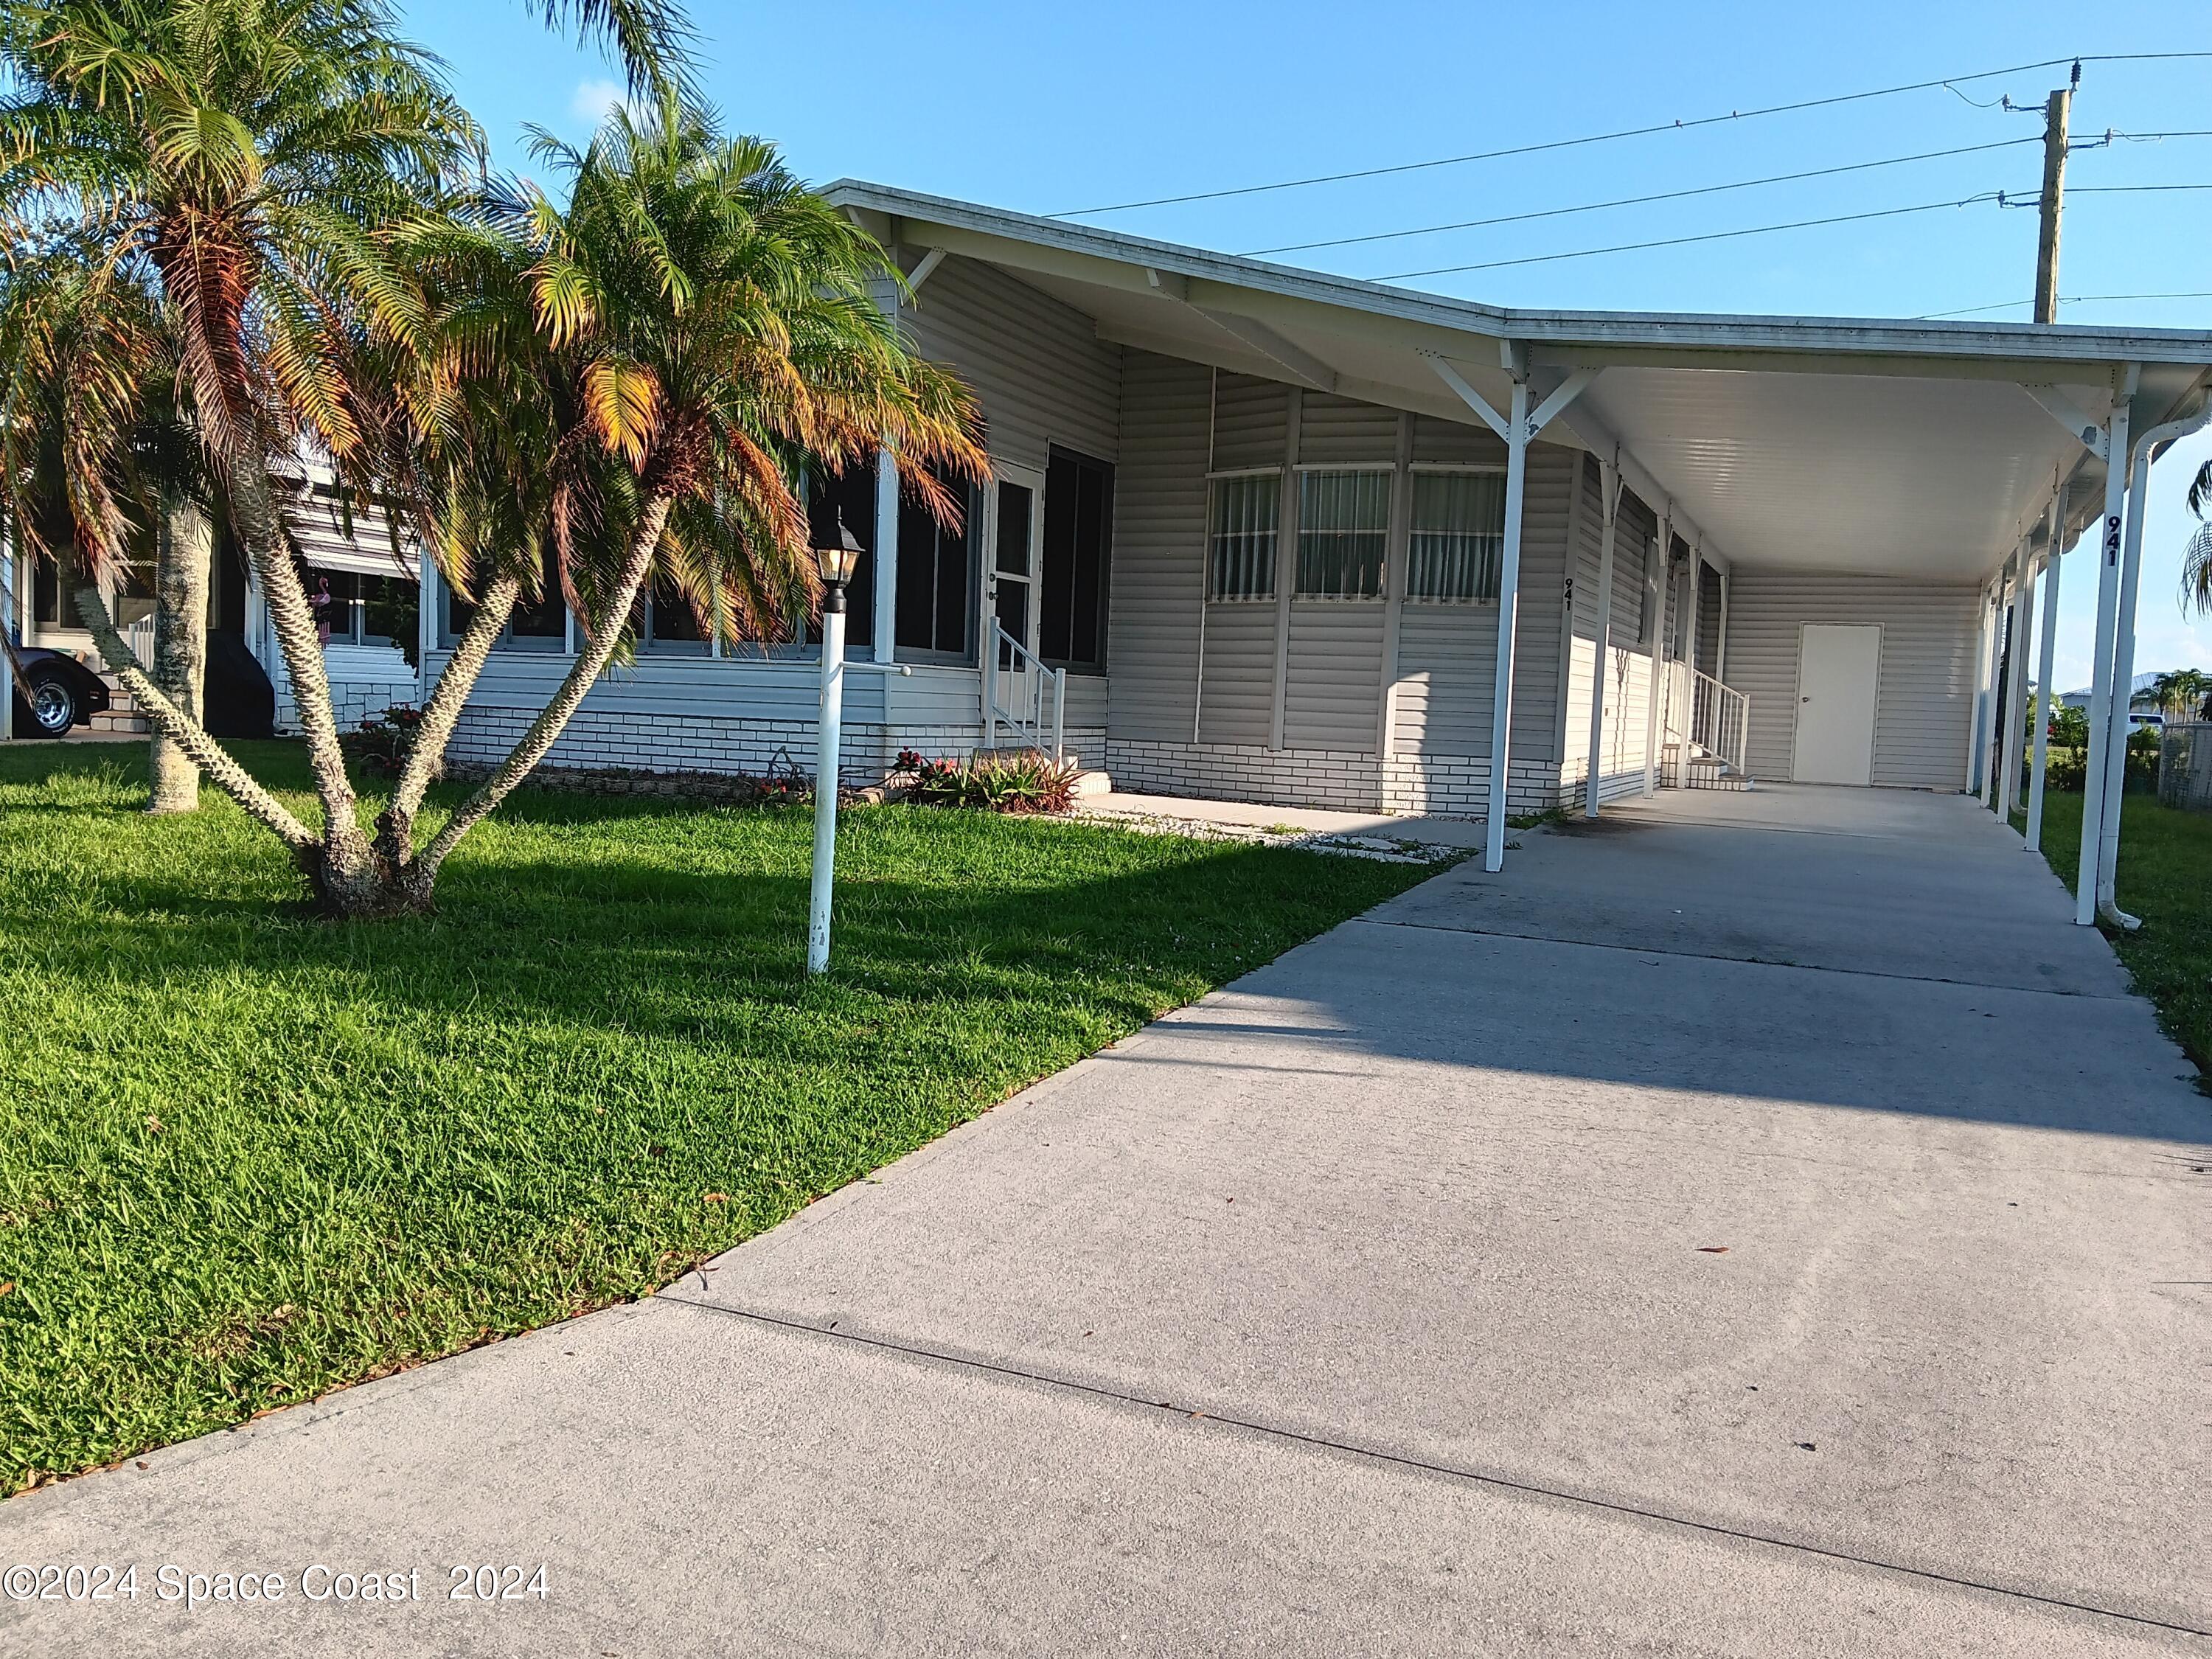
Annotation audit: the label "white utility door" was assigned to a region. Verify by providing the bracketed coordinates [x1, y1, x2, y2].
[1793, 624, 1882, 785]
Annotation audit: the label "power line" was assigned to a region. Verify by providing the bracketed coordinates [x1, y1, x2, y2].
[1919, 291, 2212, 319]
[1369, 190, 2017, 284]
[1049, 52, 2212, 219]
[1244, 137, 2040, 258]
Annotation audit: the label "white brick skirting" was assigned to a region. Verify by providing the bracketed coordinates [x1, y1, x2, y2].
[445, 703, 1104, 787]
[1106, 740, 1562, 819]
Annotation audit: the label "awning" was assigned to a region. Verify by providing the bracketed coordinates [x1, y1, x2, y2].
[286, 490, 420, 582]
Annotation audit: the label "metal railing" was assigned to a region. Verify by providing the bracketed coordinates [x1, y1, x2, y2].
[984, 619, 1065, 758]
[118, 615, 157, 672]
[1660, 660, 1750, 787]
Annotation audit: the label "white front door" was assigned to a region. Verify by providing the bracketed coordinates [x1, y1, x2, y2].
[981, 467, 1044, 733]
[1793, 623, 1882, 785]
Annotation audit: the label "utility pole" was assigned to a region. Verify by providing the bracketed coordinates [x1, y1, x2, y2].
[2034, 64, 2079, 324]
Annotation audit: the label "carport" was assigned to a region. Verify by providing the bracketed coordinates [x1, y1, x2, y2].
[832, 183, 2212, 914]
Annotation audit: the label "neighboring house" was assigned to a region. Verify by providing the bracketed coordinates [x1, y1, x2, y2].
[2061, 670, 2175, 712]
[416, 184, 2211, 825]
[4, 475, 420, 739]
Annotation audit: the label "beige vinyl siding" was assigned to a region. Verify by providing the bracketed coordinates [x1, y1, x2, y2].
[1388, 444, 1575, 763]
[1512, 448, 1573, 766]
[1107, 351, 1211, 741]
[1297, 392, 1399, 465]
[1284, 605, 1384, 749]
[1728, 572, 1980, 788]
[1410, 413, 1506, 467]
[1558, 484, 1669, 801]
[1211, 372, 1290, 470]
[900, 257, 1120, 469]
[1197, 602, 1276, 744]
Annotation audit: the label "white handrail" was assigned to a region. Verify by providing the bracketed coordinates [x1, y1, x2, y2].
[1660, 661, 1750, 786]
[984, 619, 1065, 759]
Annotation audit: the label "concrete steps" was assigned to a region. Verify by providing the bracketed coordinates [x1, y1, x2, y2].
[91, 678, 150, 736]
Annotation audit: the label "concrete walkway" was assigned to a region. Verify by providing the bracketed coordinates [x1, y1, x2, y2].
[6, 786, 2209, 1656]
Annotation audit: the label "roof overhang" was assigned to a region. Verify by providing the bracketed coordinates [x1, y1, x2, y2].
[828, 180, 2212, 583]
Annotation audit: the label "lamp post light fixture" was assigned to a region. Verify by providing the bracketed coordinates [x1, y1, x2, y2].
[807, 515, 865, 975]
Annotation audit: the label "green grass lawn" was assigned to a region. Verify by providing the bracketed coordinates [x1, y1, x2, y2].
[2016, 787, 2212, 1075]
[0, 741, 1444, 1494]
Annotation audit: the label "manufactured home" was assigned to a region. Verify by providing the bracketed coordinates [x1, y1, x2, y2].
[13, 182, 2211, 872]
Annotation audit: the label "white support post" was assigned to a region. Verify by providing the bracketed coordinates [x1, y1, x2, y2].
[1642, 511, 1670, 798]
[872, 448, 898, 666]
[1978, 555, 2015, 808]
[807, 597, 847, 975]
[2076, 400, 2132, 927]
[2026, 494, 2065, 852]
[2097, 441, 2155, 919]
[1683, 548, 1703, 681]
[416, 552, 437, 704]
[0, 529, 15, 742]
[2001, 550, 2035, 820]
[2096, 395, 2212, 917]
[1484, 375, 1533, 872]
[1422, 348, 1598, 865]
[1714, 568, 1731, 686]
[1584, 457, 1622, 818]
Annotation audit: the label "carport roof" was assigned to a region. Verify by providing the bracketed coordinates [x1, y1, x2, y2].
[828, 179, 2212, 584]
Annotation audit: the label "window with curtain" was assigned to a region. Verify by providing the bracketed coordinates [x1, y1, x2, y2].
[1295, 470, 1389, 599]
[1406, 471, 1506, 602]
[1207, 473, 1279, 602]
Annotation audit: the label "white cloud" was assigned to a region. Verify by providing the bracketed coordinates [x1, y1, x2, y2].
[569, 78, 622, 128]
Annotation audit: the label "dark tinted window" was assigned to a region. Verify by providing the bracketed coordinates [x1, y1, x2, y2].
[1040, 448, 1111, 671]
[896, 471, 973, 661]
[806, 456, 876, 647]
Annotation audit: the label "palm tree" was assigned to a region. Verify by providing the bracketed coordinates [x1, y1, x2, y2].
[1, 0, 689, 824]
[2135, 667, 2212, 723]
[2, 2, 981, 915]
[0, 0, 485, 899]
[357, 104, 983, 910]
[2185, 455, 2212, 622]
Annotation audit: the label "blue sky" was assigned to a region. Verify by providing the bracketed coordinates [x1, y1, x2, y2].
[403, 1, 2212, 694]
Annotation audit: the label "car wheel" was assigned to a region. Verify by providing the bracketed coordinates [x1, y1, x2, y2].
[28, 675, 77, 736]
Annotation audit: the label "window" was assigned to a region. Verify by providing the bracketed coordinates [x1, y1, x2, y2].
[1040, 448, 1112, 671]
[895, 467, 974, 662]
[1296, 470, 1388, 599]
[642, 576, 708, 654]
[310, 568, 419, 647]
[1208, 473, 1279, 601]
[443, 547, 566, 652]
[1407, 471, 1505, 602]
[805, 458, 876, 649]
[32, 558, 77, 630]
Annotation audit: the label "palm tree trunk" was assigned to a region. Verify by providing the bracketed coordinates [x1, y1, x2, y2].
[147, 497, 214, 813]
[372, 571, 520, 863]
[72, 581, 317, 853]
[220, 458, 369, 869]
[406, 495, 673, 896]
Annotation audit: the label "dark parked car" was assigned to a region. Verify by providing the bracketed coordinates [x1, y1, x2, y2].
[6, 639, 111, 737]
[4, 627, 274, 741]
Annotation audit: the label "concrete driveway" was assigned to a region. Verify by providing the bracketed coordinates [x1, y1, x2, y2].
[6, 785, 2208, 1656]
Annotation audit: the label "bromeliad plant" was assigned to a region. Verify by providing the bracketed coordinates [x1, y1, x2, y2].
[908, 752, 1081, 816]
[0, 0, 982, 917]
